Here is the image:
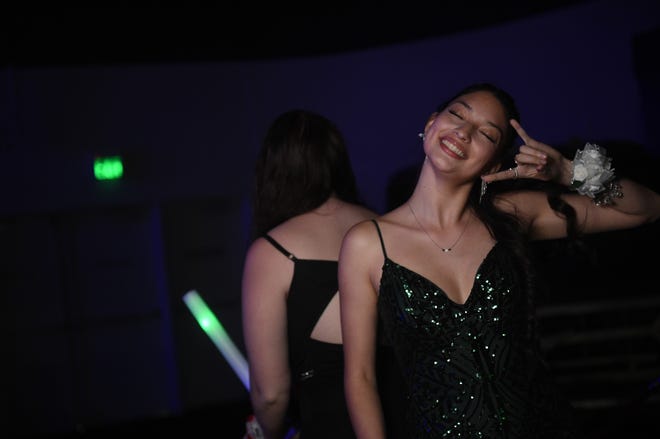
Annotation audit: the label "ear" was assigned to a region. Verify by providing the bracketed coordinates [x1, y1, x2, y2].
[423, 112, 438, 133]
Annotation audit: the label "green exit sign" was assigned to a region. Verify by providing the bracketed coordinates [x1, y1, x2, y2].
[94, 156, 123, 180]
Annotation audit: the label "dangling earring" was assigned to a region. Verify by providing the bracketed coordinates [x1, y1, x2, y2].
[418, 132, 425, 140]
[480, 179, 488, 204]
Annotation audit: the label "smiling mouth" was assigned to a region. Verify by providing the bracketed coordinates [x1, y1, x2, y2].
[442, 139, 466, 158]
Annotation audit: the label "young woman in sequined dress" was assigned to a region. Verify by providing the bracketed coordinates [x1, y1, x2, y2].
[338, 83, 660, 438]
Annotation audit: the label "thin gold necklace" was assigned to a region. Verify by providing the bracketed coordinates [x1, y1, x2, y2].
[407, 202, 472, 253]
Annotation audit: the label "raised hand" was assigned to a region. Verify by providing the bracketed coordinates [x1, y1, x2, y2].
[482, 119, 572, 186]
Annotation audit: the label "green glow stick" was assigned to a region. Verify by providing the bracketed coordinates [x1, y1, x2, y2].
[182, 289, 250, 390]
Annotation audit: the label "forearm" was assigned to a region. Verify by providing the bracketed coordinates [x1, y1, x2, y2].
[558, 148, 660, 223]
[608, 178, 660, 222]
[345, 376, 386, 439]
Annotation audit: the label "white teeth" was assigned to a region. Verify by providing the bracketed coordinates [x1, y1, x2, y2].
[442, 139, 465, 158]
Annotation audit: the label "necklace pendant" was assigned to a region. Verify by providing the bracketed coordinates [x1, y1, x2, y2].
[407, 202, 471, 256]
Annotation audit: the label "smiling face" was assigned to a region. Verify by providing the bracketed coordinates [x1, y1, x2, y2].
[423, 90, 510, 178]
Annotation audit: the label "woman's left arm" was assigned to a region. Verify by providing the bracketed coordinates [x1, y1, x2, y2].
[483, 119, 660, 239]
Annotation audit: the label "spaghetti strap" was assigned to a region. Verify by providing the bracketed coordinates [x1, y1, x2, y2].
[371, 219, 388, 259]
[263, 234, 297, 261]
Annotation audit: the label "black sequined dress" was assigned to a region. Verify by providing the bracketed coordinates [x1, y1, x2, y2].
[372, 220, 577, 438]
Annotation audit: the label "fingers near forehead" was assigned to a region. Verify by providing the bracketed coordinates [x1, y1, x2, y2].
[509, 119, 530, 144]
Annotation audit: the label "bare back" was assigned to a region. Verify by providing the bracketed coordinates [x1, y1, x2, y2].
[268, 198, 376, 343]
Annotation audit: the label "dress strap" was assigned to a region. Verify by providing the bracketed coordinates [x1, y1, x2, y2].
[262, 235, 297, 261]
[371, 219, 388, 259]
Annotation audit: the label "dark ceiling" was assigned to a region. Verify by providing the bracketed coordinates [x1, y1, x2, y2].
[5, 2, 590, 67]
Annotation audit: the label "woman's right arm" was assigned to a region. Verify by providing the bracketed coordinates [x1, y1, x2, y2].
[339, 222, 386, 439]
[242, 238, 292, 439]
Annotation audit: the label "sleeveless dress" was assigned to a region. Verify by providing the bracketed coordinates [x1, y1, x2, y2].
[370, 220, 577, 438]
[263, 235, 356, 439]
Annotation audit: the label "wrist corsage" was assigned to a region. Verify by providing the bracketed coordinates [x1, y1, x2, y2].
[569, 142, 623, 206]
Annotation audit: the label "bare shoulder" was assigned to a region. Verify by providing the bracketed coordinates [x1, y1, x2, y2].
[332, 202, 376, 236]
[339, 217, 382, 281]
[342, 217, 380, 250]
[244, 236, 269, 260]
[243, 235, 287, 268]
[242, 236, 293, 297]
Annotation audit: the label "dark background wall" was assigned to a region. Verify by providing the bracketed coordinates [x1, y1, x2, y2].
[2, 1, 660, 438]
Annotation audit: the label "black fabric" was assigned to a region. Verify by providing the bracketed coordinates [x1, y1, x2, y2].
[263, 235, 356, 439]
[370, 220, 577, 438]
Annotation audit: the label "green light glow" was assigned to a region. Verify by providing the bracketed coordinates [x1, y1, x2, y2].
[94, 156, 123, 180]
[182, 290, 250, 389]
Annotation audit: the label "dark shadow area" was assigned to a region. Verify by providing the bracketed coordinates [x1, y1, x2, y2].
[4, 2, 591, 67]
[25, 400, 253, 439]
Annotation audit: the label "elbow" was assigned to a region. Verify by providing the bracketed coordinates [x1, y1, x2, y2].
[638, 208, 660, 226]
[345, 368, 376, 401]
[649, 205, 660, 224]
[251, 385, 289, 410]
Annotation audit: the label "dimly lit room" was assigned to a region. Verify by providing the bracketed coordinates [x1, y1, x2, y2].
[3, 1, 660, 438]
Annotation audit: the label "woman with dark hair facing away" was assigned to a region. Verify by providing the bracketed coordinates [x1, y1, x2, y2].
[338, 83, 660, 438]
[242, 109, 376, 439]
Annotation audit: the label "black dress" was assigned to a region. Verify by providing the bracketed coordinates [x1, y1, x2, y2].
[263, 235, 356, 439]
[371, 220, 577, 438]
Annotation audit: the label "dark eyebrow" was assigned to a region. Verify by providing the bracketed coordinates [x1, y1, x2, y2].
[454, 99, 504, 138]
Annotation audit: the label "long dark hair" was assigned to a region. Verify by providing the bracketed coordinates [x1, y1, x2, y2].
[251, 109, 361, 238]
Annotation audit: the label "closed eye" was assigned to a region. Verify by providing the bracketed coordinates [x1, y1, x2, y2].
[480, 131, 496, 143]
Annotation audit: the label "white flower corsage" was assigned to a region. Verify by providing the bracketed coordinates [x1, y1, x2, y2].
[569, 143, 622, 206]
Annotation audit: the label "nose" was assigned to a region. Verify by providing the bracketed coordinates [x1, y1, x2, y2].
[454, 123, 471, 142]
